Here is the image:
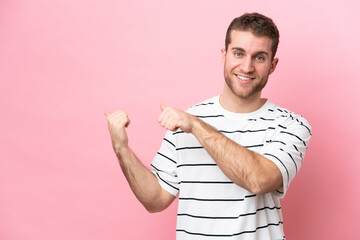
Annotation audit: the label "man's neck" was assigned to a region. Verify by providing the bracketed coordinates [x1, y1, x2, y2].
[219, 89, 266, 114]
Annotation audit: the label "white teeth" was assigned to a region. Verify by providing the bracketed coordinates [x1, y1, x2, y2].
[236, 75, 252, 80]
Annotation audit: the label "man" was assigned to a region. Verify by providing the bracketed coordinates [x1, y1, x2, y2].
[105, 13, 311, 239]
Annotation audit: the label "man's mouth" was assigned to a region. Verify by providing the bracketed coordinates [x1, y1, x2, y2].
[235, 74, 255, 83]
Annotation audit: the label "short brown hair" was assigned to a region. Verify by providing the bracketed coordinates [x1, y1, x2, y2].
[225, 13, 280, 58]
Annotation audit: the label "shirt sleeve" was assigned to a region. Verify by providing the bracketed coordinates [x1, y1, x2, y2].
[150, 130, 179, 197]
[259, 114, 312, 198]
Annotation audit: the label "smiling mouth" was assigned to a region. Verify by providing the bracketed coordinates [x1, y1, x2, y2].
[235, 74, 255, 82]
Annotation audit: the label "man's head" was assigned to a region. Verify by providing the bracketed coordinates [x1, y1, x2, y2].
[221, 13, 280, 104]
[225, 13, 279, 59]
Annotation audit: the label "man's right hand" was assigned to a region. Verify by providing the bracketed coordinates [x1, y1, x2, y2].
[105, 110, 130, 153]
[104, 109, 176, 213]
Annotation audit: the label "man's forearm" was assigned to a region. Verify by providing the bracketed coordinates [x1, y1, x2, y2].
[191, 117, 282, 194]
[105, 110, 175, 212]
[157, 105, 282, 194]
[115, 147, 175, 213]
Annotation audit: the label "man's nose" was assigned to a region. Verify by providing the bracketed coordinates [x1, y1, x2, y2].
[240, 57, 254, 73]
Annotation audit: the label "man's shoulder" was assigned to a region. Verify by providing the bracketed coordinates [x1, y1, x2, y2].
[266, 100, 312, 133]
[189, 96, 218, 108]
[186, 96, 219, 115]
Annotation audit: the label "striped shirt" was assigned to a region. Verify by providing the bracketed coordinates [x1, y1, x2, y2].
[151, 95, 312, 240]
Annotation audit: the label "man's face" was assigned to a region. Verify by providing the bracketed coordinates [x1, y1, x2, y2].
[222, 30, 278, 100]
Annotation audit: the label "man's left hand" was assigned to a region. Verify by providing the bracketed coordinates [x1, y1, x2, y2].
[157, 104, 195, 133]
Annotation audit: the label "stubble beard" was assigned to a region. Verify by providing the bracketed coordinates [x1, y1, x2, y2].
[224, 72, 268, 99]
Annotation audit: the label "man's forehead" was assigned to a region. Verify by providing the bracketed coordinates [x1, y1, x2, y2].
[228, 30, 272, 53]
[230, 29, 272, 39]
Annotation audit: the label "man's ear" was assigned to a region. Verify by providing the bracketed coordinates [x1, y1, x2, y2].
[269, 58, 279, 75]
[221, 48, 226, 63]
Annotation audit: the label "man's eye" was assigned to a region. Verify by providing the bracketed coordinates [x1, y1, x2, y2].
[256, 56, 265, 61]
[235, 52, 243, 57]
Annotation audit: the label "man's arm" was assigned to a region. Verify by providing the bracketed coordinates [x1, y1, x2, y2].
[105, 110, 175, 212]
[157, 104, 282, 194]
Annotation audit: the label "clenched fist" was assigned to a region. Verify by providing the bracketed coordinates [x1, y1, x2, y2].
[157, 104, 195, 133]
[105, 110, 130, 153]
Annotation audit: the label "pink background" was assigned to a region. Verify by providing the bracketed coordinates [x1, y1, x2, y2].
[1, 0, 359, 239]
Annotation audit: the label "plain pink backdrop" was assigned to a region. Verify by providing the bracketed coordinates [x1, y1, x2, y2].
[1, 0, 359, 239]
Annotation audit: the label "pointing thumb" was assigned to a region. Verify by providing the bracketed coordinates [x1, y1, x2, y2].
[104, 112, 111, 117]
[160, 104, 167, 111]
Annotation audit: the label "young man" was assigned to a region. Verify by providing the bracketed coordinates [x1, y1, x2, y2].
[105, 13, 312, 239]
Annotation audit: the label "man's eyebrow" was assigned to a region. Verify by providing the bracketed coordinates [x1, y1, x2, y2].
[231, 47, 245, 52]
[254, 51, 269, 56]
[230, 47, 269, 56]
